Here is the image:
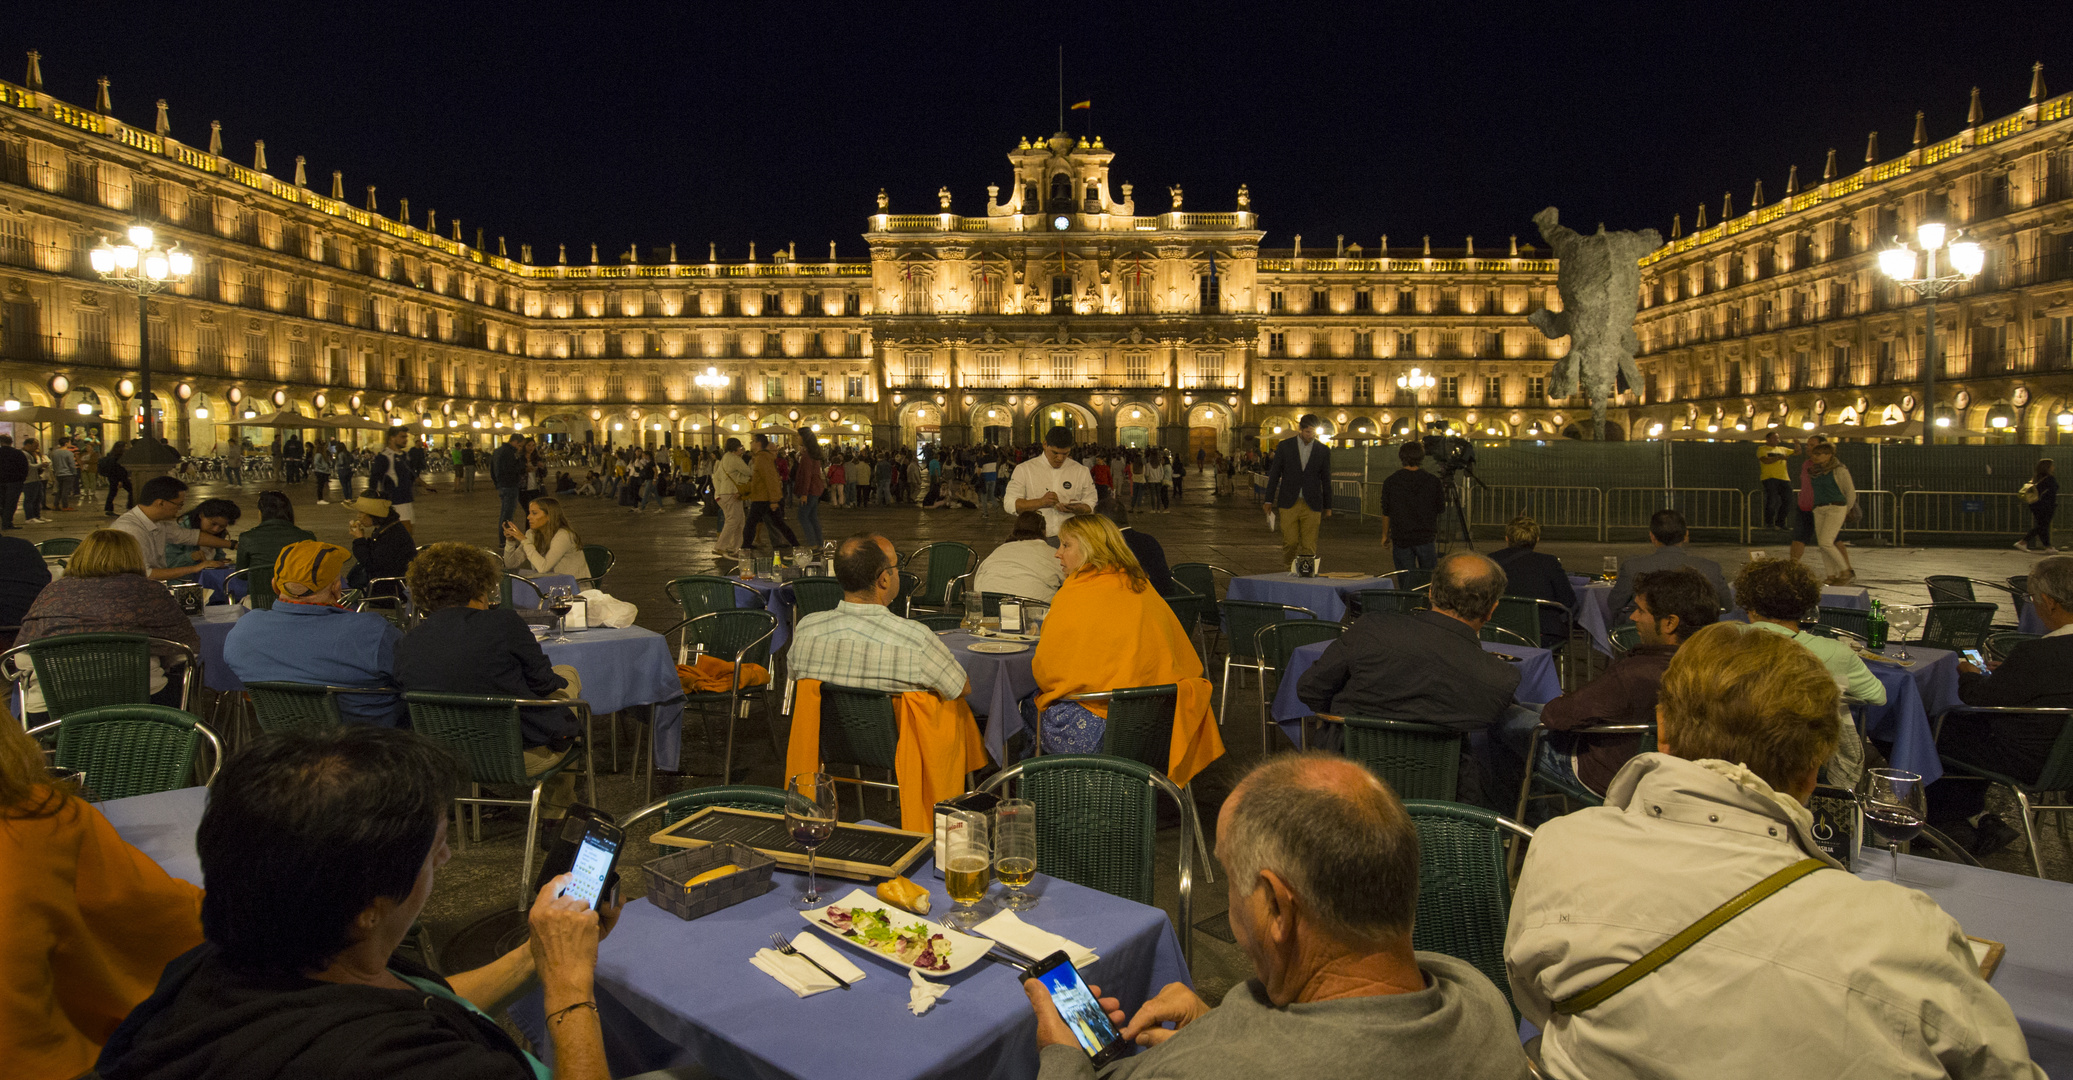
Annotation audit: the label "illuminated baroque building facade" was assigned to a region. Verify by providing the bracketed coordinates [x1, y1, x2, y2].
[0, 53, 2066, 455]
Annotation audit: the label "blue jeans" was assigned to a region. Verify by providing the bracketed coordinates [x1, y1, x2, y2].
[797, 493, 823, 547]
[1391, 542, 1437, 571]
[641, 481, 662, 510]
[498, 486, 521, 530]
[1491, 702, 1583, 793]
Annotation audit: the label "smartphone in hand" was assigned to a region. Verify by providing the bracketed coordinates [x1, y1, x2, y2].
[1030, 951, 1129, 1067]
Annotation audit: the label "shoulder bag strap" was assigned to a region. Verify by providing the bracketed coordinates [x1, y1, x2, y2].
[1552, 858, 1829, 1016]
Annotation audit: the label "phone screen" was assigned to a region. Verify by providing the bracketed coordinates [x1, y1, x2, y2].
[559, 829, 620, 910]
[1962, 648, 1987, 668]
[1036, 956, 1125, 1060]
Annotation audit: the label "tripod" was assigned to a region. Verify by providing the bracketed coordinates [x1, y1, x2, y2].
[1434, 466, 1486, 554]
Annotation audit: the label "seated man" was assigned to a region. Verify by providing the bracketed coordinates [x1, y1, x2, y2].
[1508, 623, 2041, 1078]
[0, 532, 51, 648]
[1606, 508, 1728, 620]
[1024, 753, 1528, 1079]
[221, 540, 406, 726]
[1500, 567, 1717, 797]
[1932, 554, 2073, 856]
[1732, 557, 1884, 787]
[232, 490, 316, 609]
[789, 533, 969, 700]
[1485, 515, 1576, 646]
[1100, 499, 1173, 597]
[972, 511, 1067, 603]
[109, 476, 232, 582]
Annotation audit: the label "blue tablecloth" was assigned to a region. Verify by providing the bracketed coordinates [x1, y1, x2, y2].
[196, 565, 248, 605]
[1858, 853, 2073, 1074]
[1859, 645, 1961, 785]
[511, 848, 1192, 1080]
[735, 579, 796, 652]
[545, 626, 688, 771]
[509, 572, 580, 607]
[942, 631, 1041, 762]
[1225, 572, 1391, 623]
[101, 785, 207, 886]
[191, 607, 246, 693]
[1270, 638, 1563, 746]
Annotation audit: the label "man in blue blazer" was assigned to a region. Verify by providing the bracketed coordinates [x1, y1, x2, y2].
[1263, 413, 1331, 565]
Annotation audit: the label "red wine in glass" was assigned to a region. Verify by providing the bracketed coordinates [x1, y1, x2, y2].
[786, 772, 837, 908]
[1864, 806, 1925, 850]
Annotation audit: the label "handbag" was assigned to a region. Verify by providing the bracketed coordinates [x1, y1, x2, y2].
[2020, 481, 2040, 505]
[1551, 858, 1830, 1015]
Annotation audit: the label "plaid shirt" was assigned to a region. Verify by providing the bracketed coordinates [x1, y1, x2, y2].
[789, 601, 967, 700]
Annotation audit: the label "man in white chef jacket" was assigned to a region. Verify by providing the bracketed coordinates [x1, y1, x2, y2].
[1004, 426, 1096, 538]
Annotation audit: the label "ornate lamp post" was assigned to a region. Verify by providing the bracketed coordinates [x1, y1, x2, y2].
[1877, 222, 1983, 445]
[89, 222, 192, 464]
[695, 366, 729, 447]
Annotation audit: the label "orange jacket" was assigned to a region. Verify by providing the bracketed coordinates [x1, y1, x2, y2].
[1, 790, 204, 1080]
[786, 680, 988, 833]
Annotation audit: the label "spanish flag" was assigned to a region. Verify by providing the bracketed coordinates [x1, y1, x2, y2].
[1070, 100, 1091, 110]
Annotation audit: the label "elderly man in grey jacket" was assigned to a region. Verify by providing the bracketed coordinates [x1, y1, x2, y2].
[1606, 507, 1728, 619]
[1508, 622, 2040, 1080]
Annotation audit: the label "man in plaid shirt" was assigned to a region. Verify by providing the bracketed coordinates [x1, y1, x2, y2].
[789, 533, 970, 700]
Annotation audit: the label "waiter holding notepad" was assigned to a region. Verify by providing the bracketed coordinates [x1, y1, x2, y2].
[1005, 426, 1096, 538]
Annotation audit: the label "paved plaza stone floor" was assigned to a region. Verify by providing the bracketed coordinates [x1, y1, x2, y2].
[29, 470, 2069, 1006]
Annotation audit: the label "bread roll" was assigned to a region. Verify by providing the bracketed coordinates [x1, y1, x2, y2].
[876, 875, 931, 915]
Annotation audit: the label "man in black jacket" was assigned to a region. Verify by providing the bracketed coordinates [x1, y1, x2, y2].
[1101, 499, 1173, 596]
[1263, 413, 1331, 566]
[1486, 515, 1578, 645]
[490, 433, 526, 535]
[1932, 554, 2073, 855]
[0, 433, 28, 530]
[1378, 439, 1445, 571]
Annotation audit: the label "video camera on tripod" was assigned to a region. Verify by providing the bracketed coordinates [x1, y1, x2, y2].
[1421, 425, 1478, 479]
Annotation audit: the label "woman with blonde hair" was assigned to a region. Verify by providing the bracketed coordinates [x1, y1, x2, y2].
[16, 530, 197, 716]
[1030, 515, 1223, 783]
[502, 495, 588, 580]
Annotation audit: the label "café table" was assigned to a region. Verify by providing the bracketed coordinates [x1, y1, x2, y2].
[940, 630, 1041, 763]
[196, 565, 249, 605]
[735, 577, 797, 652]
[1575, 579, 1870, 655]
[1269, 638, 1563, 747]
[1225, 571, 1393, 624]
[512, 849, 1192, 1080]
[191, 606, 247, 693]
[1858, 644, 1962, 785]
[508, 572, 580, 607]
[1857, 853, 2073, 1074]
[544, 625, 688, 771]
[100, 785, 207, 887]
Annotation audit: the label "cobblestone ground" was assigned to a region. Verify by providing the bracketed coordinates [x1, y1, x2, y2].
[48, 468, 2063, 1000]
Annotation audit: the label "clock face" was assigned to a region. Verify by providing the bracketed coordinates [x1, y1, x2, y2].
[1052, 215, 1069, 231]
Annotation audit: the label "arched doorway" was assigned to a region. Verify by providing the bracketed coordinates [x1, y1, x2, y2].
[1030, 401, 1097, 445]
[1187, 402, 1232, 457]
[1115, 401, 1159, 447]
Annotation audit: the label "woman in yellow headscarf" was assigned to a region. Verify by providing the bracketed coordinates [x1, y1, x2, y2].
[1032, 513, 1222, 784]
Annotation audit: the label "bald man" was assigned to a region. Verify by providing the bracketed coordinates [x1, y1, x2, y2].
[787, 532, 969, 700]
[1023, 753, 1527, 1079]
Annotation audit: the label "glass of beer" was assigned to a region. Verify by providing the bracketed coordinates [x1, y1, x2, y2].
[994, 799, 1038, 911]
[941, 809, 991, 930]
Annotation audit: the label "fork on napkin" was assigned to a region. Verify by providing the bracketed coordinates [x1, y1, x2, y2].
[973, 910, 1099, 968]
[751, 932, 867, 997]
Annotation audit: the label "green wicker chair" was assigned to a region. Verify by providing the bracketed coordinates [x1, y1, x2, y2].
[815, 683, 903, 818]
[1801, 622, 1868, 648]
[2008, 575, 2031, 602]
[1355, 588, 1426, 620]
[910, 613, 964, 631]
[1511, 720, 1652, 872]
[666, 575, 750, 645]
[245, 681, 403, 733]
[658, 609, 778, 794]
[1486, 596, 1545, 652]
[1816, 605, 1872, 640]
[1404, 800, 1534, 1016]
[1, 632, 199, 719]
[1170, 562, 1234, 653]
[1609, 622, 1641, 655]
[502, 573, 549, 610]
[1924, 575, 1977, 605]
[1984, 630, 2038, 663]
[1220, 600, 1320, 716]
[1160, 588, 1213, 667]
[1478, 624, 1535, 648]
[1937, 706, 2073, 878]
[242, 565, 281, 611]
[903, 542, 975, 611]
[1919, 602, 1998, 652]
[980, 591, 1053, 619]
[981, 753, 1196, 969]
[620, 784, 790, 835]
[1253, 620, 1345, 752]
[790, 578, 846, 625]
[1067, 684, 1218, 886]
[1331, 715, 1464, 800]
[353, 577, 414, 629]
[1383, 568, 1433, 592]
[580, 544, 615, 589]
[893, 571, 922, 618]
[404, 691, 595, 909]
[36, 537, 83, 558]
[26, 705, 222, 801]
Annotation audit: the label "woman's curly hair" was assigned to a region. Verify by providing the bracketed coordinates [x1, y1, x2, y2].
[405, 542, 502, 613]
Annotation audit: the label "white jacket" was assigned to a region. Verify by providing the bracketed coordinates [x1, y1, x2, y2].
[1507, 753, 2042, 1080]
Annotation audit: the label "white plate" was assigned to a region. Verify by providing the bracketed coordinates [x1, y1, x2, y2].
[801, 889, 991, 978]
[967, 641, 1029, 654]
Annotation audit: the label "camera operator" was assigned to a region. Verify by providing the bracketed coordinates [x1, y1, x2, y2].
[1380, 440, 1446, 571]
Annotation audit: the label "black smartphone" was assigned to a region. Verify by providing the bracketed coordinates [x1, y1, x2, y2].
[547, 815, 623, 911]
[1030, 950, 1129, 1067]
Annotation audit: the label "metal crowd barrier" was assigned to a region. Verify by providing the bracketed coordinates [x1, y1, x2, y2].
[1463, 485, 1604, 542]
[1604, 487, 1748, 543]
[1743, 487, 1899, 546]
[1897, 491, 2031, 546]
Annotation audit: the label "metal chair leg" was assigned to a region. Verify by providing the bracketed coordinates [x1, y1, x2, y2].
[583, 710, 597, 808]
[1183, 783, 1215, 884]
[1218, 656, 1234, 723]
[520, 783, 545, 911]
[2015, 788, 2045, 878]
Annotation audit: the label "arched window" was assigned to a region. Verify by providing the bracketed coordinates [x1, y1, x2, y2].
[1023, 182, 1038, 209]
[1049, 173, 1072, 211]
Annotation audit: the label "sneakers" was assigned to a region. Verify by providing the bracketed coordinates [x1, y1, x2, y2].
[2016, 540, 2034, 552]
[1969, 813, 2021, 859]
[316, 499, 329, 505]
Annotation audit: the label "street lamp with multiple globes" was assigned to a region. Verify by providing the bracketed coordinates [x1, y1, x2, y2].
[1396, 366, 1436, 401]
[1877, 221, 1984, 445]
[89, 222, 193, 463]
[694, 366, 729, 447]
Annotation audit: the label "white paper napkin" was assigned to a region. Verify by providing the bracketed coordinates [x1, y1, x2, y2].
[750, 932, 867, 997]
[907, 969, 949, 1016]
[973, 910, 1099, 968]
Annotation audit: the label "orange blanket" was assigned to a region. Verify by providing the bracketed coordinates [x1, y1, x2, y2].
[677, 655, 771, 694]
[1032, 569, 1225, 785]
[784, 679, 988, 833]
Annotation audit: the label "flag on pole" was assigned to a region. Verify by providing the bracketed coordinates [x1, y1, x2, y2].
[1070, 100, 1091, 110]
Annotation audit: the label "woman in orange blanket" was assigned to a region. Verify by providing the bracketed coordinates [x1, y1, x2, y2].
[0, 713, 203, 1080]
[1033, 514, 1220, 778]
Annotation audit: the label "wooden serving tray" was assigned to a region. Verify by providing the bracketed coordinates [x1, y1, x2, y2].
[649, 806, 930, 882]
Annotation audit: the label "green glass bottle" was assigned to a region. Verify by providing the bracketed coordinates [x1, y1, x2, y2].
[1867, 598, 1888, 650]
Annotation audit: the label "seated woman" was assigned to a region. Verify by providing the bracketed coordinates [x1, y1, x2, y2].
[0, 534, 52, 649]
[233, 490, 316, 610]
[0, 711, 203, 1080]
[394, 543, 584, 823]
[163, 497, 241, 572]
[1485, 515, 1577, 647]
[972, 511, 1067, 603]
[16, 530, 198, 716]
[95, 726, 621, 1080]
[501, 496, 589, 580]
[1032, 514, 1216, 758]
[343, 496, 414, 597]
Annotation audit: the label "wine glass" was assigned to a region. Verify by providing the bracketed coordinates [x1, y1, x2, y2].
[941, 809, 991, 931]
[785, 772, 838, 909]
[546, 585, 576, 643]
[1885, 604, 1923, 660]
[994, 799, 1038, 911]
[1859, 767, 1926, 878]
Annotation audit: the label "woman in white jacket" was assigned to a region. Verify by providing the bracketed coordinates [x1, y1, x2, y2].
[502, 496, 590, 579]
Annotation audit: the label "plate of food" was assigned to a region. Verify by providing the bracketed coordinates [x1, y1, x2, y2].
[802, 889, 990, 978]
[967, 641, 1030, 654]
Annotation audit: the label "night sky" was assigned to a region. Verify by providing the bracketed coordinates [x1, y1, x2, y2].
[8, 2, 2068, 261]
